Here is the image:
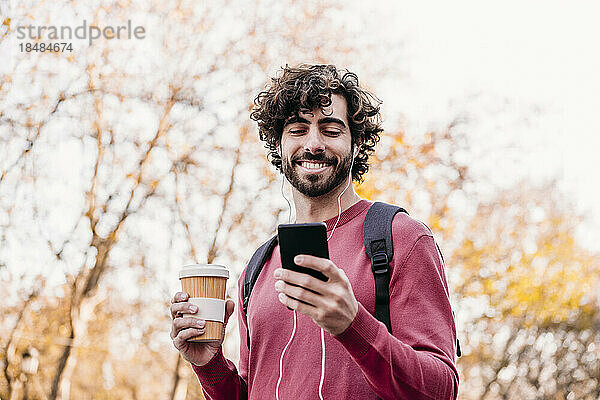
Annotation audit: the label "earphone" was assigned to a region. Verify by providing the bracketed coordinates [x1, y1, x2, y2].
[276, 145, 356, 400]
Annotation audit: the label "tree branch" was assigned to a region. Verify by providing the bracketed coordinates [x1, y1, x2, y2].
[0, 90, 86, 190]
[173, 169, 199, 262]
[2, 287, 40, 399]
[206, 124, 247, 264]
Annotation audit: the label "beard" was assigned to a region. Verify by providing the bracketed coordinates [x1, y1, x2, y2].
[282, 149, 353, 198]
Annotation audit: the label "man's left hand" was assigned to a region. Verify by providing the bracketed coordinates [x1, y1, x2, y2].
[274, 254, 358, 336]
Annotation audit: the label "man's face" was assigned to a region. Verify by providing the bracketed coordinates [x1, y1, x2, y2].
[280, 94, 353, 198]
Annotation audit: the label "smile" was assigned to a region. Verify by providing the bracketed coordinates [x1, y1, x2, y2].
[295, 161, 332, 173]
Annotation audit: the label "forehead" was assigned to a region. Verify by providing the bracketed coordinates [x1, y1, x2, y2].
[291, 94, 349, 122]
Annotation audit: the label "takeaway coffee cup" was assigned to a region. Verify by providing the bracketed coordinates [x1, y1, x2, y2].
[179, 264, 230, 342]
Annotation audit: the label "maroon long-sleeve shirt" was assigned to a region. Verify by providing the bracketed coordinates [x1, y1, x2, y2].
[193, 200, 459, 399]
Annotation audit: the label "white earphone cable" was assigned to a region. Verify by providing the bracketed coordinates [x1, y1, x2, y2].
[281, 172, 293, 223]
[277, 172, 295, 400]
[327, 152, 355, 241]
[278, 148, 356, 400]
[276, 308, 297, 400]
[318, 151, 355, 399]
[318, 327, 326, 399]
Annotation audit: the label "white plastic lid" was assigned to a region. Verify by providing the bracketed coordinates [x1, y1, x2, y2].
[179, 264, 229, 279]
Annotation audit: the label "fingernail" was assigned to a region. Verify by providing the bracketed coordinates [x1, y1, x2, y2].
[294, 255, 303, 263]
[275, 281, 283, 291]
[274, 269, 282, 278]
[197, 320, 205, 327]
[189, 305, 198, 313]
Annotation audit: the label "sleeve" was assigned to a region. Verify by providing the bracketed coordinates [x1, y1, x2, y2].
[333, 234, 459, 400]
[190, 274, 249, 400]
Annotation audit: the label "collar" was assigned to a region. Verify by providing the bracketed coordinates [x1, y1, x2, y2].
[323, 200, 371, 232]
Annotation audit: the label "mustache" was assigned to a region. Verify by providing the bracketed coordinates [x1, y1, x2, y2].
[292, 152, 336, 164]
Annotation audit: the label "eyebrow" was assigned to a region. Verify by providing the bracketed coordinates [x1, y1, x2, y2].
[283, 115, 347, 128]
[284, 115, 311, 126]
[318, 117, 346, 128]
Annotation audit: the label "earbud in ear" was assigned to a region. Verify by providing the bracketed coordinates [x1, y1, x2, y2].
[353, 146, 360, 158]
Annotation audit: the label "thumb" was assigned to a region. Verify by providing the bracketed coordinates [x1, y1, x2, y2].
[223, 299, 235, 325]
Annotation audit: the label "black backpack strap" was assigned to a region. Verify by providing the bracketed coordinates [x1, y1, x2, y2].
[363, 202, 407, 333]
[364, 203, 462, 358]
[242, 235, 278, 349]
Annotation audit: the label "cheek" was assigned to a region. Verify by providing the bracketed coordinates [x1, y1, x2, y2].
[281, 140, 301, 159]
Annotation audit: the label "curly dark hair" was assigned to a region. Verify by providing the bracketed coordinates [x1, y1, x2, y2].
[250, 64, 383, 183]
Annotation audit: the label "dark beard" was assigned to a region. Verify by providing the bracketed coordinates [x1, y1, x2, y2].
[282, 151, 352, 198]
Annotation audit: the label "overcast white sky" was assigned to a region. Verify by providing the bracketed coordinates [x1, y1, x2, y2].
[357, 0, 600, 250]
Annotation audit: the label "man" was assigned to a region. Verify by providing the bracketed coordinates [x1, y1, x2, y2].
[170, 64, 459, 399]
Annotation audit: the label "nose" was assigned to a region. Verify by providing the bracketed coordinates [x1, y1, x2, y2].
[303, 126, 325, 154]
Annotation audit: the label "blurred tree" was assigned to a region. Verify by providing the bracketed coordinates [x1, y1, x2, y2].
[4, 1, 597, 399]
[0, 0, 405, 399]
[356, 119, 469, 244]
[0, 280, 43, 400]
[453, 182, 600, 400]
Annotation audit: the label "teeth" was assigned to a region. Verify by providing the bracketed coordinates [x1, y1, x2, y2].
[300, 162, 328, 170]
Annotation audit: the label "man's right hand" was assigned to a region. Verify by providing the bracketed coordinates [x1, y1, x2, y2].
[170, 291, 235, 367]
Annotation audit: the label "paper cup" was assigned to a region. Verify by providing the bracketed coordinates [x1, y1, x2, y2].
[179, 264, 229, 342]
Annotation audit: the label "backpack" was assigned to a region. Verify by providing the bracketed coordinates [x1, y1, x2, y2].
[242, 201, 461, 357]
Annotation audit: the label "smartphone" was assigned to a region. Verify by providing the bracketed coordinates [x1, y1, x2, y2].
[277, 223, 329, 282]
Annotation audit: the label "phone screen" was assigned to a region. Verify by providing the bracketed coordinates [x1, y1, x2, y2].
[277, 223, 329, 282]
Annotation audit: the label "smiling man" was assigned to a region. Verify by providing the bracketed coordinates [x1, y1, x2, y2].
[170, 64, 459, 400]
[281, 98, 353, 198]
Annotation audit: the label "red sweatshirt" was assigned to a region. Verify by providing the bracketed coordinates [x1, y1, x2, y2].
[193, 200, 459, 399]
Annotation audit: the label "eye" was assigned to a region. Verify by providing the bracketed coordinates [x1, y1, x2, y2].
[288, 129, 306, 135]
[323, 129, 342, 136]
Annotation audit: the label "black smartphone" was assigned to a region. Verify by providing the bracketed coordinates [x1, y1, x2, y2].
[277, 223, 329, 282]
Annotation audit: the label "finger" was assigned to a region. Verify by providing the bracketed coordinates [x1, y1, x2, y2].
[274, 268, 329, 293]
[170, 302, 198, 320]
[277, 292, 318, 318]
[172, 316, 205, 338]
[224, 300, 235, 324]
[171, 316, 201, 340]
[275, 279, 322, 307]
[295, 254, 338, 277]
[173, 327, 206, 346]
[172, 291, 189, 304]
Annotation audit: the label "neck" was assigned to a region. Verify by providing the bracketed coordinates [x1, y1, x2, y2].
[291, 179, 362, 224]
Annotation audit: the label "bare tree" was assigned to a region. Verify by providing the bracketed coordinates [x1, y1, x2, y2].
[1, 0, 403, 398]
